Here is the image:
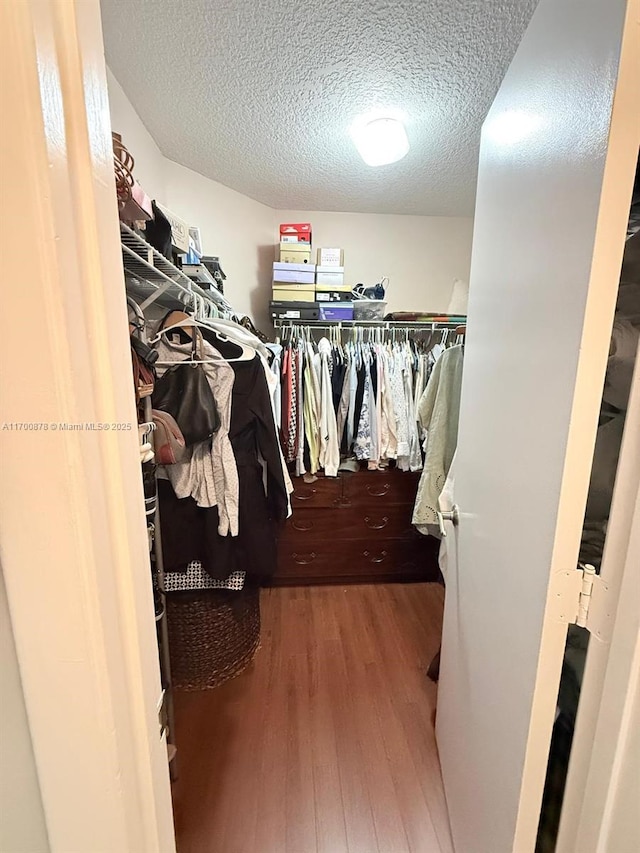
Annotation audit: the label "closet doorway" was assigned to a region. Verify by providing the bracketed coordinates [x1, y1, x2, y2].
[99, 0, 639, 846]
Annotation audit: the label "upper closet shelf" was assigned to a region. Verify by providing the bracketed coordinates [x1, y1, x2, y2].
[273, 318, 466, 329]
[120, 223, 234, 316]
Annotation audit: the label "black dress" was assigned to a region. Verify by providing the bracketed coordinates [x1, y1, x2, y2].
[158, 331, 288, 584]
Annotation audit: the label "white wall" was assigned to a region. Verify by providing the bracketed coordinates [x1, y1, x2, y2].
[164, 160, 274, 331]
[0, 564, 50, 853]
[277, 210, 473, 314]
[105, 67, 474, 330]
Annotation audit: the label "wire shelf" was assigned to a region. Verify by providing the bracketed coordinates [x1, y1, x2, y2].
[272, 318, 466, 329]
[120, 223, 234, 315]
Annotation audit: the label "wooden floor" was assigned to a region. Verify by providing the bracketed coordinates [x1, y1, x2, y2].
[172, 583, 453, 853]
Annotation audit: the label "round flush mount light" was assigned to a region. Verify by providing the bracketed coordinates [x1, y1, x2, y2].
[350, 112, 410, 167]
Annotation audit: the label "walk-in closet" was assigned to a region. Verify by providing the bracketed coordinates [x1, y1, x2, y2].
[1, 1, 638, 852]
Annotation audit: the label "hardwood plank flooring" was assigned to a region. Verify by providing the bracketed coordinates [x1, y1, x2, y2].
[172, 583, 453, 853]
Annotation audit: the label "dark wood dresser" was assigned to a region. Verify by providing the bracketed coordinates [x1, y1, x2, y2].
[273, 467, 440, 585]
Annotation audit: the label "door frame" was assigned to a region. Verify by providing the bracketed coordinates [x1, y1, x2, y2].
[0, 1, 175, 850]
[557, 352, 640, 850]
[1, 0, 638, 851]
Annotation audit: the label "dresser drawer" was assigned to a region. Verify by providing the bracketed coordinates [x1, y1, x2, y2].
[280, 505, 416, 542]
[340, 469, 421, 508]
[290, 475, 343, 509]
[274, 535, 440, 584]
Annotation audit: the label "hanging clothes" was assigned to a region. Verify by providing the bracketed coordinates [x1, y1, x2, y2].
[266, 343, 282, 431]
[158, 338, 289, 583]
[285, 345, 298, 463]
[295, 339, 306, 476]
[154, 333, 239, 535]
[354, 356, 373, 461]
[412, 344, 464, 532]
[317, 338, 340, 477]
[274, 324, 464, 478]
[392, 345, 412, 470]
[379, 350, 398, 462]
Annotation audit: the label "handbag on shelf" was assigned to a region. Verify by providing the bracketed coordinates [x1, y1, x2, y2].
[152, 329, 220, 446]
[152, 410, 187, 465]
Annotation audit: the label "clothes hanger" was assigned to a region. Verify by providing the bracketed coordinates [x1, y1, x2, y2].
[151, 317, 255, 362]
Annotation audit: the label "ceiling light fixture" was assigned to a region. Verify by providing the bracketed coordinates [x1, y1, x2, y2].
[350, 113, 410, 167]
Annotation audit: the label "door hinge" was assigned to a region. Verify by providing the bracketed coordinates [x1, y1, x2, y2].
[554, 564, 612, 642]
[157, 689, 168, 740]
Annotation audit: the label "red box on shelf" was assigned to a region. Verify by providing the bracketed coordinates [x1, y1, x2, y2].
[280, 222, 312, 244]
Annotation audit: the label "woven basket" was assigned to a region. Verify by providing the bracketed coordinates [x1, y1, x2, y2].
[166, 585, 260, 690]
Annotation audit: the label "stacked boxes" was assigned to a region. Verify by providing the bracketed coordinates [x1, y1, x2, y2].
[279, 226, 312, 265]
[272, 223, 316, 318]
[272, 262, 316, 304]
[271, 229, 352, 321]
[315, 248, 352, 318]
[315, 266, 350, 301]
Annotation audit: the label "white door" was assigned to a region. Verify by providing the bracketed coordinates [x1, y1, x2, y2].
[435, 0, 640, 851]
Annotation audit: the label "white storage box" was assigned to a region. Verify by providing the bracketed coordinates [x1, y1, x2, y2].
[273, 262, 316, 285]
[316, 247, 344, 266]
[353, 299, 387, 321]
[315, 265, 345, 287]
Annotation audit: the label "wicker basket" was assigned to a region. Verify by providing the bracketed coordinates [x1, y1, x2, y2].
[166, 584, 261, 690]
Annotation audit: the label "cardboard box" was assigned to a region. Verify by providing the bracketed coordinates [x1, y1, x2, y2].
[155, 203, 190, 253]
[280, 222, 312, 244]
[316, 266, 345, 287]
[317, 247, 344, 266]
[273, 262, 316, 285]
[319, 303, 354, 321]
[270, 301, 320, 320]
[279, 243, 312, 264]
[272, 286, 316, 303]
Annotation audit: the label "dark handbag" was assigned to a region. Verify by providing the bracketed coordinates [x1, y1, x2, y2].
[152, 331, 220, 446]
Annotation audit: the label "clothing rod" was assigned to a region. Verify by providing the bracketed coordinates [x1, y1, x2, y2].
[272, 319, 466, 329]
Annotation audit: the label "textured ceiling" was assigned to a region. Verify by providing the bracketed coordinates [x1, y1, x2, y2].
[100, 0, 538, 216]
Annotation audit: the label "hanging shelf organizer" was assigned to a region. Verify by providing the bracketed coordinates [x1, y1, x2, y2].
[120, 222, 235, 316]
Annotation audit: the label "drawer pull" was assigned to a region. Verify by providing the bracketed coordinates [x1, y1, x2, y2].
[294, 489, 317, 501]
[292, 552, 317, 565]
[363, 550, 388, 564]
[366, 483, 391, 497]
[292, 519, 314, 532]
[364, 516, 389, 530]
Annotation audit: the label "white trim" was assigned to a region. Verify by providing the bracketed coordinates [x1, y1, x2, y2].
[0, 1, 175, 850]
